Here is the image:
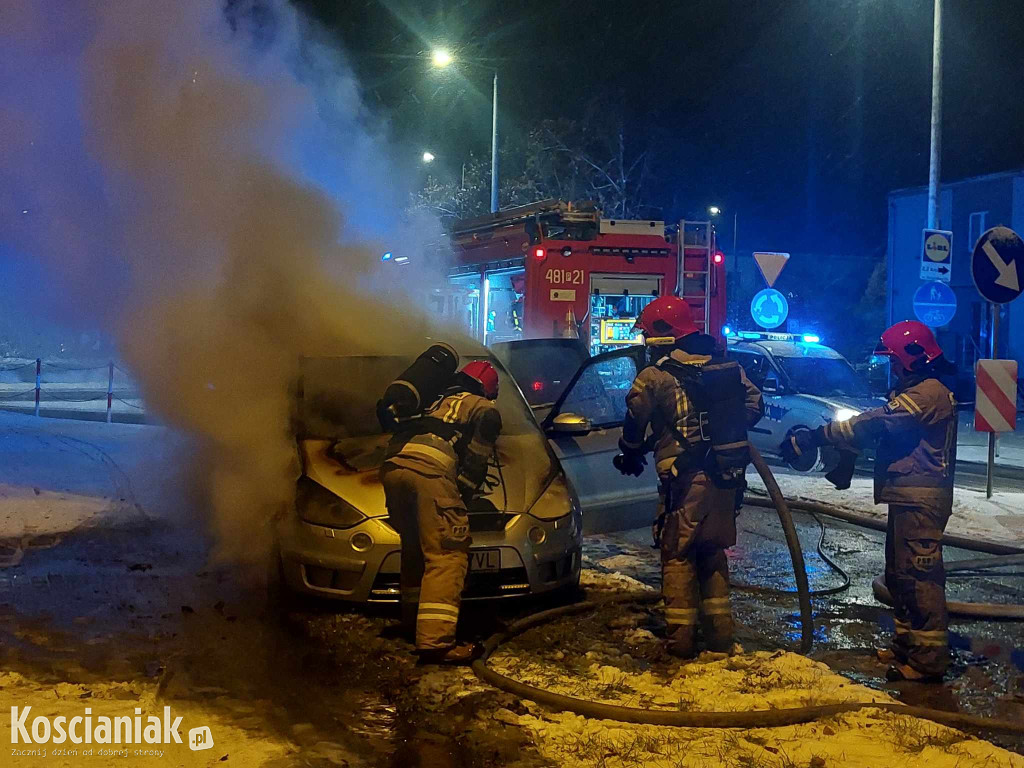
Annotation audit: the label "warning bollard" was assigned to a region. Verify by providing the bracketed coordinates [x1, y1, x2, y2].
[34, 359, 41, 417]
[106, 361, 114, 424]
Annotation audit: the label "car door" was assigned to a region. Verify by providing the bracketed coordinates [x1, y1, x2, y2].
[729, 349, 778, 456]
[542, 346, 658, 534]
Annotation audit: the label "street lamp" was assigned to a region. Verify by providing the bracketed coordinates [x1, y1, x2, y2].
[422, 151, 435, 163]
[708, 206, 721, 216]
[926, 0, 943, 230]
[431, 49, 453, 68]
[430, 48, 500, 214]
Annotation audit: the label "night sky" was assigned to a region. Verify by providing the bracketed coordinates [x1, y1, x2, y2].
[295, 0, 1024, 256]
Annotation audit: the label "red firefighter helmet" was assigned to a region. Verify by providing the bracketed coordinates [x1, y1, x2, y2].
[634, 297, 699, 345]
[460, 360, 499, 399]
[878, 320, 944, 371]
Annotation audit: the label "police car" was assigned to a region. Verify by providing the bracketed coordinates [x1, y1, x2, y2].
[725, 331, 885, 471]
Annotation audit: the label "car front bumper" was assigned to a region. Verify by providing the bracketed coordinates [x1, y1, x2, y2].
[277, 508, 582, 603]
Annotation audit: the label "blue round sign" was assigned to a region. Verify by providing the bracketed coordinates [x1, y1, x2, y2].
[913, 281, 957, 327]
[750, 288, 789, 329]
[972, 226, 1023, 305]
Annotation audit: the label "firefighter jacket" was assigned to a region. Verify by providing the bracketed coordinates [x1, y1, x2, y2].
[384, 391, 503, 485]
[621, 349, 764, 476]
[819, 376, 957, 511]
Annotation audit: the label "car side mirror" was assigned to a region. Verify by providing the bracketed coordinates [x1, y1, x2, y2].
[761, 375, 782, 395]
[546, 412, 592, 437]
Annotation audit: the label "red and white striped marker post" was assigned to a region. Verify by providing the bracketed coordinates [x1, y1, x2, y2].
[975, 359, 1018, 497]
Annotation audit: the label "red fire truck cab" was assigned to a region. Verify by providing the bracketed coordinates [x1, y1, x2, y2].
[438, 200, 726, 356]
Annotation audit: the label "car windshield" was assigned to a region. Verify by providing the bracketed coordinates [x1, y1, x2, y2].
[297, 355, 539, 439]
[775, 356, 872, 398]
[491, 339, 590, 407]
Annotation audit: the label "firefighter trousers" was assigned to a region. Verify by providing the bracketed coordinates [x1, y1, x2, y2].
[885, 503, 951, 677]
[659, 470, 737, 655]
[381, 466, 471, 651]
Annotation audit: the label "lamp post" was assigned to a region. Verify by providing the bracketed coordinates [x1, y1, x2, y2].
[926, 0, 943, 229]
[432, 49, 500, 213]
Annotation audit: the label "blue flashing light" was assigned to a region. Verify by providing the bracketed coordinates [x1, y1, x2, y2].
[722, 325, 733, 337]
[737, 331, 762, 340]
[381, 251, 393, 262]
[802, 334, 821, 344]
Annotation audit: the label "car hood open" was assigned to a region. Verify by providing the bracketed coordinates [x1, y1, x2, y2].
[300, 431, 557, 518]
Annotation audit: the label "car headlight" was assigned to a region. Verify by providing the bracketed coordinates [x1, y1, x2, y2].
[527, 474, 575, 522]
[296, 476, 367, 529]
[834, 408, 860, 422]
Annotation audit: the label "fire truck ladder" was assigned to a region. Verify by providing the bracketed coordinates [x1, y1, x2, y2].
[677, 220, 713, 334]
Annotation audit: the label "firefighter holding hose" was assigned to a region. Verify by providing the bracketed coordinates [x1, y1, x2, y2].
[615, 298, 764, 657]
[379, 346, 502, 664]
[782, 321, 958, 682]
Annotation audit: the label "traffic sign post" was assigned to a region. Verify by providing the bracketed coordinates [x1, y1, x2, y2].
[912, 281, 957, 327]
[920, 228, 952, 282]
[750, 288, 788, 329]
[970, 226, 1024, 497]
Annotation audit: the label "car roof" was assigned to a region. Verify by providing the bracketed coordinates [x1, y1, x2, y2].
[729, 339, 845, 360]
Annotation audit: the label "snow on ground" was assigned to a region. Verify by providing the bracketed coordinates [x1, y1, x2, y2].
[747, 470, 1024, 549]
[958, 412, 1024, 469]
[480, 572, 1024, 768]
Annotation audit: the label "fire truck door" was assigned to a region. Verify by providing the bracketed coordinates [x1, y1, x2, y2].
[588, 274, 662, 356]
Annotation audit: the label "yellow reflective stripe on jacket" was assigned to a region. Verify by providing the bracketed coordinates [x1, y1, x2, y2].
[397, 442, 457, 469]
[896, 393, 923, 415]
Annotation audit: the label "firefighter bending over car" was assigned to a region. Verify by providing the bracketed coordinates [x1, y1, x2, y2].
[783, 320, 957, 683]
[615, 298, 764, 658]
[378, 344, 502, 664]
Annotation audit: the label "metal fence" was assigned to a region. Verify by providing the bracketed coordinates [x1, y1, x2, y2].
[0, 359, 144, 423]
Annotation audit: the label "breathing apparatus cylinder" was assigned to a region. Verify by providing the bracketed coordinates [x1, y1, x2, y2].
[378, 343, 459, 429]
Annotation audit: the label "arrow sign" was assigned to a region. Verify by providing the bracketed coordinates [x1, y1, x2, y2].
[753, 252, 790, 287]
[972, 226, 1024, 305]
[982, 240, 1020, 292]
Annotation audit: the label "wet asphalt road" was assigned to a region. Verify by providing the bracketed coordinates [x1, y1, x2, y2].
[585, 505, 1024, 752]
[2, 423, 1023, 764]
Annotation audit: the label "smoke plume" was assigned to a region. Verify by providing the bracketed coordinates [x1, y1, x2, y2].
[0, 0, 450, 565]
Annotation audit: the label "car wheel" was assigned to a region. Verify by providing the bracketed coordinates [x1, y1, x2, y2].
[784, 426, 824, 473]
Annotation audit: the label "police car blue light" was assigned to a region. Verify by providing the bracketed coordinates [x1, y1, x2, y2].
[802, 334, 821, 344]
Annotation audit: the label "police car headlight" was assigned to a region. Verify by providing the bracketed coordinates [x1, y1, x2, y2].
[834, 408, 860, 423]
[296, 476, 367, 529]
[527, 474, 574, 522]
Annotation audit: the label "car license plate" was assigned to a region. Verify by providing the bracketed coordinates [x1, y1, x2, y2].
[469, 549, 500, 571]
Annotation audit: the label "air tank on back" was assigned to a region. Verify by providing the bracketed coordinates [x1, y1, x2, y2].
[378, 343, 460, 429]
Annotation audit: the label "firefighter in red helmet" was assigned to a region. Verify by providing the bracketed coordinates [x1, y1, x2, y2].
[381, 358, 502, 663]
[783, 320, 958, 682]
[616, 297, 764, 657]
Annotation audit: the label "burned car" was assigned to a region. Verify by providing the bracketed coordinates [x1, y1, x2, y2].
[276, 343, 582, 603]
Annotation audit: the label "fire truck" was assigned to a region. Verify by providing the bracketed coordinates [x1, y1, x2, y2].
[434, 200, 726, 356]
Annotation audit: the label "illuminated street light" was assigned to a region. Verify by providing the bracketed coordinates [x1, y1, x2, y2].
[428, 46, 500, 213]
[422, 151, 435, 163]
[708, 206, 721, 216]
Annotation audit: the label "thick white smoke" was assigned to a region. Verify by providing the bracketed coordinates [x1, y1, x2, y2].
[0, 0, 452, 566]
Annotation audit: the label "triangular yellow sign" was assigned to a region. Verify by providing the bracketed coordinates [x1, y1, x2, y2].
[754, 252, 790, 288]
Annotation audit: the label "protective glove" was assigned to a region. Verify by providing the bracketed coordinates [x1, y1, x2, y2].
[780, 427, 824, 465]
[613, 451, 647, 477]
[825, 449, 857, 490]
[457, 453, 489, 499]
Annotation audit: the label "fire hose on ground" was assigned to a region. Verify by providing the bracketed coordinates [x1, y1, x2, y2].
[741, 496, 1024, 619]
[470, 446, 1024, 734]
